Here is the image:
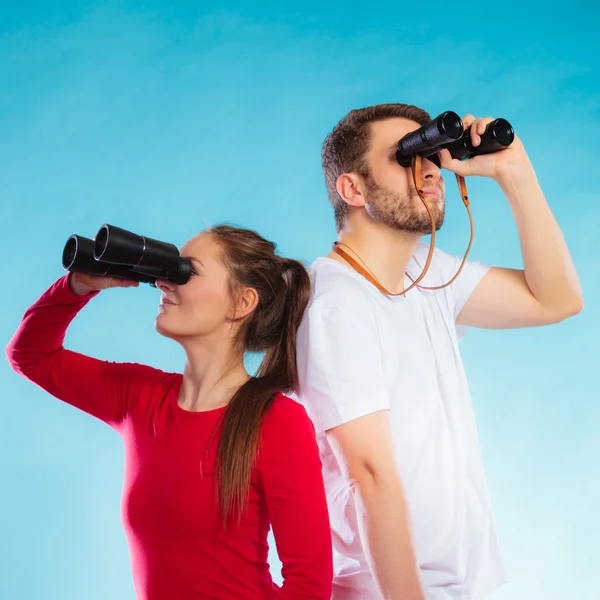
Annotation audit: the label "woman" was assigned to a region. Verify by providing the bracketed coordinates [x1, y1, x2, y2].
[6, 225, 333, 599]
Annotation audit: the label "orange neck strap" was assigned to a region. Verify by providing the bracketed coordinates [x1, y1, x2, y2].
[332, 155, 474, 297]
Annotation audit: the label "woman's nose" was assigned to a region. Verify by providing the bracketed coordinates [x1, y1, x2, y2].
[156, 279, 176, 293]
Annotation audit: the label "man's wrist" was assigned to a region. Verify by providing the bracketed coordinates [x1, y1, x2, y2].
[495, 162, 540, 203]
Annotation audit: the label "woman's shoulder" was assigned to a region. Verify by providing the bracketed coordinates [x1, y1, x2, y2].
[107, 362, 181, 408]
[107, 360, 179, 384]
[269, 392, 310, 417]
[260, 393, 316, 440]
[255, 394, 320, 472]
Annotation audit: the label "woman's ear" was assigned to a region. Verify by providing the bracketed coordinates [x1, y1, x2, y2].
[227, 286, 259, 322]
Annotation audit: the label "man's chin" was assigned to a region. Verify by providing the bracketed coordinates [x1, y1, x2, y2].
[409, 214, 445, 234]
[415, 211, 445, 233]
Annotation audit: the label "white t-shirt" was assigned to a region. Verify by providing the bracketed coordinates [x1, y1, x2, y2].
[293, 242, 507, 600]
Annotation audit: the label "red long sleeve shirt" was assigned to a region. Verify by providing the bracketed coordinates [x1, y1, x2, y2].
[6, 276, 333, 599]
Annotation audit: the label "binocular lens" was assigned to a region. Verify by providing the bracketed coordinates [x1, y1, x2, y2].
[438, 111, 464, 140]
[95, 226, 109, 261]
[491, 118, 514, 147]
[63, 237, 78, 270]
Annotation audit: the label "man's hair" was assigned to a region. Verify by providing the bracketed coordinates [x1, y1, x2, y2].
[321, 103, 432, 232]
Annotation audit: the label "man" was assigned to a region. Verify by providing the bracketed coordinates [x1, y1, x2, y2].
[293, 104, 583, 600]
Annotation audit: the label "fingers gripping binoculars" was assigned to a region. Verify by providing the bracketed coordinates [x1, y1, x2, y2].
[62, 224, 192, 286]
[395, 111, 515, 168]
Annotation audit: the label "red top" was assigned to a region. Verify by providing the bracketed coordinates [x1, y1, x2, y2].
[6, 275, 333, 599]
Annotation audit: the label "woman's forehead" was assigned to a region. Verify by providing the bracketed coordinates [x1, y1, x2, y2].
[181, 232, 219, 262]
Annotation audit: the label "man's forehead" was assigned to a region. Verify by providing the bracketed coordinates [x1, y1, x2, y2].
[370, 117, 421, 147]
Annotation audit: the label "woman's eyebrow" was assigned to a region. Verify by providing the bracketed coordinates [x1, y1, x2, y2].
[183, 256, 204, 267]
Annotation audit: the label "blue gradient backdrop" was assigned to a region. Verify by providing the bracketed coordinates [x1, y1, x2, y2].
[1, 2, 598, 599]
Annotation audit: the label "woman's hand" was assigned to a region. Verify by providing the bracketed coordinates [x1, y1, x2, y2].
[68, 272, 139, 296]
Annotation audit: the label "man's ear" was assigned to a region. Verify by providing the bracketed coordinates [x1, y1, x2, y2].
[227, 286, 259, 322]
[336, 172, 368, 208]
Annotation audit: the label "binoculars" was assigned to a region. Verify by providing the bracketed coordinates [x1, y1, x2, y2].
[395, 111, 515, 168]
[62, 224, 193, 286]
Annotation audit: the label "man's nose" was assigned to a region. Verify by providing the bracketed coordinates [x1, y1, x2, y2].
[422, 158, 442, 180]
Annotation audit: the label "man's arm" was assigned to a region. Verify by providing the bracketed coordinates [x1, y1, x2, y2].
[441, 115, 583, 330]
[326, 411, 426, 600]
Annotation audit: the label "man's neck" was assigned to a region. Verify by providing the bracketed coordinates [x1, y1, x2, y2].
[327, 220, 423, 295]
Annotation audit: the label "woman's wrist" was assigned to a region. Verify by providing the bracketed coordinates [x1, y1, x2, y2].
[67, 272, 98, 296]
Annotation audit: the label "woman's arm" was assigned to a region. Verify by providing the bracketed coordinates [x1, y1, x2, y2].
[6, 274, 160, 430]
[258, 396, 333, 599]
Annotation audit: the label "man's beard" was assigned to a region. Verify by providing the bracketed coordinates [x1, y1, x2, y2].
[364, 177, 445, 234]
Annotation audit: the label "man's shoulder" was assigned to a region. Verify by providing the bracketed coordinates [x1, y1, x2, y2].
[409, 242, 462, 288]
[412, 241, 456, 270]
[308, 257, 376, 314]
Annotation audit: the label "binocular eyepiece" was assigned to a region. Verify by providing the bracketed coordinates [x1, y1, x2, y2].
[62, 224, 192, 286]
[396, 112, 515, 168]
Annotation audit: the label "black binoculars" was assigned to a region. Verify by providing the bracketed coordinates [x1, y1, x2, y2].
[62, 224, 193, 286]
[395, 111, 515, 168]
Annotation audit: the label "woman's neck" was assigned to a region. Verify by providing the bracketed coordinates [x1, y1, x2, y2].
[178, 339, 249, 412]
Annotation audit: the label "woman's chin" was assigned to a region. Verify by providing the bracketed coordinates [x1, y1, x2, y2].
[154, 316, 176, 339]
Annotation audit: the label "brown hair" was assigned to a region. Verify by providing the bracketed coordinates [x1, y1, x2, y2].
[321, 103, 432, 233]
[208, 225, 311, 526]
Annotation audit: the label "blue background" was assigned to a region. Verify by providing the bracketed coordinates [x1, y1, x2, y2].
[1, 1, 598, 598]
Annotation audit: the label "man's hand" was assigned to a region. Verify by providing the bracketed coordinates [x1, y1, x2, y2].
[442, 114, 583, 328]
[439, 114, 533, 184]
